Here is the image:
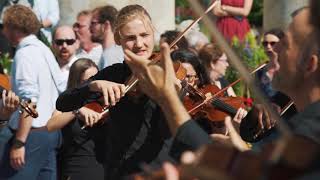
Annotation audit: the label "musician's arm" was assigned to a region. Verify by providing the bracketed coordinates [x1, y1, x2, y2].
[56, 64, 126, 112]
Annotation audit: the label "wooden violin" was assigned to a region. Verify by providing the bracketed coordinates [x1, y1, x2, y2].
[183, 83, 245, 122]
[0, 85, 38, 118]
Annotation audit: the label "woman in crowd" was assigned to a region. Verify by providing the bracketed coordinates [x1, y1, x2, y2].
[46, 58, 104, 180]
[199, 43, 236, 97]
[257, 28, 284, 98]
[212, 0, 253, 42]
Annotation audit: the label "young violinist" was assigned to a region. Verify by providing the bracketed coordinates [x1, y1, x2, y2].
[46, 58, 104, 180]
[56, 5, 182, 178]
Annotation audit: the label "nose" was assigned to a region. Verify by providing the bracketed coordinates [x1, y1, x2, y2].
[62, 41, 68, 48]
[135, 36, 143, 48]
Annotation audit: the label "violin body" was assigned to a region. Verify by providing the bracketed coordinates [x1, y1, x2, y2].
[0, 73, 11, 90]
[183, 84, 245, 122]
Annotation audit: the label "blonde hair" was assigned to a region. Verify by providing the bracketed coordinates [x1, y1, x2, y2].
[114, 4, 154, 45]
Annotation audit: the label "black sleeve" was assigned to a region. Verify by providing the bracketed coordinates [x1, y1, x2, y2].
[56, 63, 130, 112]
[170, 120, 212, 161]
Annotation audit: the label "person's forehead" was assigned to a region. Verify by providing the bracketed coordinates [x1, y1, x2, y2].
[55, 28, 76, 39]
[78, 14, 91, 22]
[121, 18, 152, 34]
[288, 9, 312, 43]
[264, 34, 280, 41]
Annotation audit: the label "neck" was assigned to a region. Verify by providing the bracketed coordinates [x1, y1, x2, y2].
[209, 71, 220, 83]
[289, 84, 320, 112]
[103, 31, 116, 49]
[58, 57, 72, 68]
[81, 41, 99, 52]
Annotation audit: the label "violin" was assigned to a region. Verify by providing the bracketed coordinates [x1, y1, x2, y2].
[183, 84, 245, 122]
[79, 62, 187, 129]
[0, 84, 38, 118]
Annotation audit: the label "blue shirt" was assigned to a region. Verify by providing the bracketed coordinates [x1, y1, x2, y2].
[9, 35, 67, 129]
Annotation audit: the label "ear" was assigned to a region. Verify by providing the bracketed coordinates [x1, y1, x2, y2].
[306, 54, 319, 74]
[210, 61, 216, 70]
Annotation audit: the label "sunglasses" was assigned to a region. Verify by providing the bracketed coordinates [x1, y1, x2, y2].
[262, 41, 277, 47]
[54, 39, 76, 46]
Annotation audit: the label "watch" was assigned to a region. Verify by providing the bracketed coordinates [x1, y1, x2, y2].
[11, 138, 26, 149]
[72, 109, 81, 118]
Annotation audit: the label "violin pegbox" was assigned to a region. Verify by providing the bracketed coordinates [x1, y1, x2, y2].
[19, 99, 38, 118]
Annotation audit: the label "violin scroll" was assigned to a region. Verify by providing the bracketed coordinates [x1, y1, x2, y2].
[19, 99, 38, 118]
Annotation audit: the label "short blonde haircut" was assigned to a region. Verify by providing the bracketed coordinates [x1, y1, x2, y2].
[114, 4, 154, 45]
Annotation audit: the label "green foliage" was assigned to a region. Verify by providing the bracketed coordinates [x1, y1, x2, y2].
[175, 0, 189, 7]
[248, 0, 263, 27]
[0, 53, 12, 75]
[225, 33, 268, 97]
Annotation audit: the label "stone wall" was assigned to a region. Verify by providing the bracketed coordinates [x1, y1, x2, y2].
[58, 0, 175, 40]
[263, 0, 309, 31]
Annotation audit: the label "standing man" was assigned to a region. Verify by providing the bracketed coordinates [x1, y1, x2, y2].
[74, 10, 103, 65]
[90, 5, 124, 69]
[0, 5, 66, 180]
[32, 0, 60, 43]
[53, 25, 79, 79]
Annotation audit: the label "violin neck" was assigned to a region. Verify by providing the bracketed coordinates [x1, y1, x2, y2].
[211, 98, 238, 116]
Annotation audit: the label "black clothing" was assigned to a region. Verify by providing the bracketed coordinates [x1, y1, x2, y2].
[170, 120, 212, 160]
[59, 118, 105, 180]
[287, 100, 320, 144]
[56, 63, 174, 179]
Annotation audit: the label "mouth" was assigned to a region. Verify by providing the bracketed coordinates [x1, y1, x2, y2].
[135, 50, 148, 56]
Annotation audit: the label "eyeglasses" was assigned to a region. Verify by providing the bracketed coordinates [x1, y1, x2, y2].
[185, 74, 197, 82]
[73, 23, 87, 29]
[90, 21, 103, 26]
[54, 39, 76, 46]
[262, 41, 278, 47]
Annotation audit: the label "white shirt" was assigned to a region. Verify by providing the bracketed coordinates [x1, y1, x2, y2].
[60, 55, 78, 80]
[9, 35, 67, 128]
[75, 44, 103, 65]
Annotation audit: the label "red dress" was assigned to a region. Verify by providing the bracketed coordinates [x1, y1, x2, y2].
[217, 0, 251, 42]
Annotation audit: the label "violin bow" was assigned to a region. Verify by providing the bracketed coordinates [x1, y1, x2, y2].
[186, 0, 292, 163]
